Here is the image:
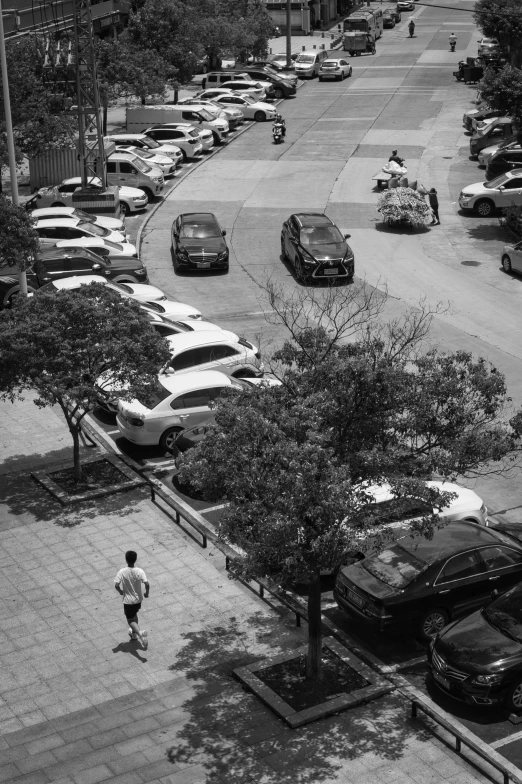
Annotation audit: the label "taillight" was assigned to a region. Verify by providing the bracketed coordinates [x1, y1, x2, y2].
[128, 417, 144, 427]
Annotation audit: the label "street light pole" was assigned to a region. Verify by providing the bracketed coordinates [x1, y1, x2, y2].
[0, 0, 28, 296]
[286, 0, 292, 68]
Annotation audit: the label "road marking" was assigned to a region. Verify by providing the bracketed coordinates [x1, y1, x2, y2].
[388, 655, 427, 672]
[107, 429, 120, 434]
[317, 117, 378, 121]
[491, 729, 522, 749]
[142, 458, 177, 469]
[201, 503, 230, 515]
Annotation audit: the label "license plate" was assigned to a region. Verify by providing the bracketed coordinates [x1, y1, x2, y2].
[197, 262, 211, 268]
[433, 671, 451, 691]
[346, 588, 364, 608]
[324, 268, 339, 276]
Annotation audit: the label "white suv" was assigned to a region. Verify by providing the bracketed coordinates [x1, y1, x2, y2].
[459, 169, 522, 217]
[144, 126, 204, 161]
[161, 331, 263, 379]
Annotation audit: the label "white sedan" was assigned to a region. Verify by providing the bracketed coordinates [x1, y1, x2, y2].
[30, 206, 126, 236]
[56, 237, 138, 258]
[35, 217, 126, 248]
[41, 275, 202, 320]
[211, 93, 277, 122]
[30, 177, 148, 216]
[319, 58, 352, 81]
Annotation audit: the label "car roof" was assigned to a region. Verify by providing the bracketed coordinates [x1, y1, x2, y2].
[35, 218, 81, 228]
[50, 275, 108, 290]
[396, 521, 516, 563]
[38, 247, 100, 261]
[31, 207, 76, 218]
[179, 212, 218, 223]
[62, 177, 101, 186]
[108, 134, 147, 140]
[293, 213, 334, 227]
[165, 331, 237, 352]
[158, 370, 236, 395]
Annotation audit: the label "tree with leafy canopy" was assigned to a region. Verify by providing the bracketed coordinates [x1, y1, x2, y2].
[474, 0, 522, 67]
[0, 283, 171, 483]
[0, 196, 39, 271]
[477, 66, 522, 138]
[178, 282, 522, 679]
[95, 35, 179, 132]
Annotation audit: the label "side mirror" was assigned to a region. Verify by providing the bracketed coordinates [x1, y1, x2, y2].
[222, 230, 226, 236]
[92, 263, 102, 270]
[498, 185, 505, 191]
[344, 233, 351, 239]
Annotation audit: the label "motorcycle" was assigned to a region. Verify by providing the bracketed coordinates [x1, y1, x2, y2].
[450, 40, 456, 52]
[272, 122, 285, 144]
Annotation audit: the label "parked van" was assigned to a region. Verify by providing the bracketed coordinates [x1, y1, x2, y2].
[293, 49, 329, 79]
[106, 153, 164, 199]
[126, 105, 228, 144]
[470, 118, 515, 157]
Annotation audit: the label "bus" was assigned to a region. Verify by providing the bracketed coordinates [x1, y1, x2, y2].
[343, 9, 383, 43]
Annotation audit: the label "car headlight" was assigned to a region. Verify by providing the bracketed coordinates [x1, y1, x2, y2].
[301, 248, 316, 263]
[177, 246, 190, 258]
[135, 268, 147, 275]
[132, 196, 144, 201]
[217, 250, 228, 260]
[461, 192, 473, 199]
[472, 673, 504, 685]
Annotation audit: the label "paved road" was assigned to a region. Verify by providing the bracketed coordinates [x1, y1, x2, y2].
[122, 0, 522, 769]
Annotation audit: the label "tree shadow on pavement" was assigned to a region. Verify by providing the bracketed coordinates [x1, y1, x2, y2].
[0, 471, 148, 529]
[164, 613, 434, 784]
[464, 223, 510, 242]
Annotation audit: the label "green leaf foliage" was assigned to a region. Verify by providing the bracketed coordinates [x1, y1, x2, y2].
[478, 66, 522, 131]
[0, 196, 40, 270]
[474, 0, 522, 65]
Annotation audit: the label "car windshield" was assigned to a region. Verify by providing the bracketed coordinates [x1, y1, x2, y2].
[300, 226, 344, 246]
[132, 148, 154, 159]
[100, 239, 123, 251]
[296, 55, 315, 63]
[322, 61, 337, 67]
[197, 108, 215, 121]
[187, 129, 200, 139]
[135, 380, 172, 409]
[363, 545, 427, 588]
[73, 209, 94, 222]
[180, 216, 219, 238]
[484, 174, 509, 189]
[484, 585, 522, 642]
[79, 221, 108, 237]
[132, 157, 152, 173]
[142, 137, 160, 149]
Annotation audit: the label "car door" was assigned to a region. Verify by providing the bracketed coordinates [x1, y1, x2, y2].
[477, 545, 522, 597]
[36, 258, 69, 284]
[36, 227, 61, 247]
[118, 161, 138, 188]
[106, 161, 118, 188]
[207, 343, 244, 373]
[67, 253, 107, 277]
[167, 347, 199, 373]
[285, 216, 300, 264]
[432, 550, 487, 619]
[510, 241, 522, 273]
[168, 388, 216, 429]
[504, 151, 522, 172]
[496, 176, 522, 208]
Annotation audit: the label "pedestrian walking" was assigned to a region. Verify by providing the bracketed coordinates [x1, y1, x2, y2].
[114, 550, 149, 649]
[428, 188, 440, 224]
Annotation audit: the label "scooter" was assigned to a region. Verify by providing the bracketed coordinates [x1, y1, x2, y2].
[450, 40, 456, 52]
[272, 122, 284, 144]
[408, 23, 415, 37]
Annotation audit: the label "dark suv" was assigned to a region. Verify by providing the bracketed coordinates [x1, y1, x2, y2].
[232, 67, 297, 99]
[0, 248, 148, 308]
[486, 147, 522, 180]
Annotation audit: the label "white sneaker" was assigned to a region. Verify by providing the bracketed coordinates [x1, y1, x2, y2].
[128, 630, 138, 640]
[140, 630, 148, 650]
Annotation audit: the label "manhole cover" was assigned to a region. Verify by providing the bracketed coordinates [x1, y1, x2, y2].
[461, 260, 481, 266]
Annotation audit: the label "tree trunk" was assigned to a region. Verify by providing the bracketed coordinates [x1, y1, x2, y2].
[306, 571, 323, 680]
[72, 427, 82, 484]
[102, 103, 108, 135]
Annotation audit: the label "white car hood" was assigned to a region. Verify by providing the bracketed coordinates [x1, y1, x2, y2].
[56, 238, 137, 256]
[119, 185, 148, 199]
[150, 300, 202, 320]
[462, 180, 496, 196]
[120, 282, 166, 301]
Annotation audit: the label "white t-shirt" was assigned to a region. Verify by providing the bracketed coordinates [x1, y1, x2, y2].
[115, 566, 148, 605]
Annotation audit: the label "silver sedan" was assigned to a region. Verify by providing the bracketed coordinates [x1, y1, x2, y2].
[318, 58, 353, 81]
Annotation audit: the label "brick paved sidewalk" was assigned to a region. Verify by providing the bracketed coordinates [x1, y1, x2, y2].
[0, 465, 495, 784]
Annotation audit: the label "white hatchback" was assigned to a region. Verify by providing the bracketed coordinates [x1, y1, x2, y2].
[30, 206, 126, 236]
[161, 331, 263, 379]
[114, 145, 178, 177]
[55, 237, 138, 259]
[35, 217, 126, 247]
[31, 176, 148, 216]
[210, 93, 277, 122]
[319, 58, 353, 81]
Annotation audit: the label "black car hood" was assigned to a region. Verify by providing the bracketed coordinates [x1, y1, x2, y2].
[181, 237, 225, 254]
[304, 241, 349, 261]
[437, 609, 522, 669]
[341, 561, 399, 600]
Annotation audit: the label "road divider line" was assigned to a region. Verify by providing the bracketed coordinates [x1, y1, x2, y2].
[491, 729, 522, 749]
[201, 503, 230, 515]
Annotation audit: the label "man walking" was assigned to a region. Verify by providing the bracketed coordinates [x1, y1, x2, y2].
[115, 550, 149, 649]
[428, 188, 440, 224]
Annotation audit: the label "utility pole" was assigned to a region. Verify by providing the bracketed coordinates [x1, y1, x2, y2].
[286, 0, 292, 68]
[0, 0, 27, 295]
[71, 0, 106, 188]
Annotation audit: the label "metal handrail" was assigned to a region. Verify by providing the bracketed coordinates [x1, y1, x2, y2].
[411, 697, 522, 784]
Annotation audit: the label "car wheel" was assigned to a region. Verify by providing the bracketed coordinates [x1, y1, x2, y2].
[181, 150, 188, 162]
[280, 236, 288, 261]
[159, 426, 183, 453]
[254, 111, 266, 121]
[318, 77, 323, 82]
[143, 188, 155, 201]
[505, 679, 522, 712]
[120, 202, 131, 216]
[349, 67, 352, 77]
[474, 198, 494, 217]
[418, 607, 449, 641]
[51, 201, 66, 207]
[274, 87, 284, 98]
[502, 254, 513, 272]
[294, 256, 307, 283]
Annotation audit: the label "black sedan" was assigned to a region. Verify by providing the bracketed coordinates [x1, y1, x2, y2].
[281, 213, 354, 283]
[383, 10, 396, 28]
[335, 521, 522, 641]
[171, 213, 229, 273]
[428, 582, 522, 711]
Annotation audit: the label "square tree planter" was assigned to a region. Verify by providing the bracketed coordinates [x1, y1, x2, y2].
[234, 637, 393, 728]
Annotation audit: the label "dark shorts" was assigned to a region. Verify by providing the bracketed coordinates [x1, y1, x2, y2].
[124, 603, 141, 620]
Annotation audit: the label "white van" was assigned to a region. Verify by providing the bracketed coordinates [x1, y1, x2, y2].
[106, 153, 164, 200]
[126, 105, 228, 144]
[294, 49, 329, 78]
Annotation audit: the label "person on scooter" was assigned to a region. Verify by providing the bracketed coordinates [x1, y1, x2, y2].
[273, 112, 286, 138]
[449, 33, 457, 52]
[408, 19, 415, 37]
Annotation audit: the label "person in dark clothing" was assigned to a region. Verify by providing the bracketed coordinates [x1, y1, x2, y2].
[429, 188, 440, 224]
[388, 150, 404, 165]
